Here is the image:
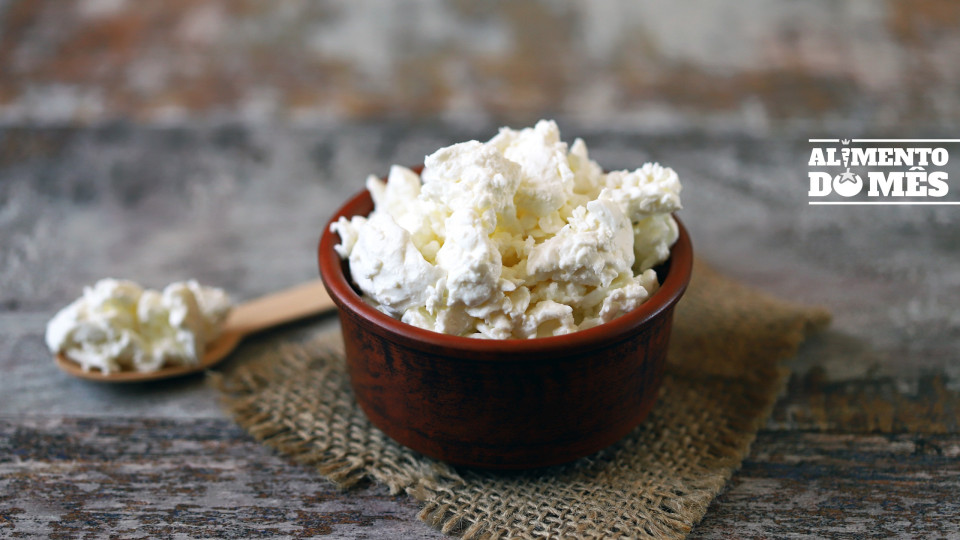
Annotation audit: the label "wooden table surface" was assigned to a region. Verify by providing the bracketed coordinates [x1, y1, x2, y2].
[2, 122, 958, 538]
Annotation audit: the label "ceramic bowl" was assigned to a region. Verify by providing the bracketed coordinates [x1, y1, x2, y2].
[318, 183, 693, 469]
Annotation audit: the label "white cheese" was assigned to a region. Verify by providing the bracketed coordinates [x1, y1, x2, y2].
[332, 120, 682, 339]
[46, 278, 231, 373]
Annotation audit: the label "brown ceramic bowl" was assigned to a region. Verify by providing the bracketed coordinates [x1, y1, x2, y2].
[318, 183, 693, 469]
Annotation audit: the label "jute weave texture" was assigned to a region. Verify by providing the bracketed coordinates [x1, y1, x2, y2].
[216, 260, 829, 539]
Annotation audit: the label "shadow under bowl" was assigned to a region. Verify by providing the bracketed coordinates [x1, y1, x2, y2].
[318, 188, 693, 469]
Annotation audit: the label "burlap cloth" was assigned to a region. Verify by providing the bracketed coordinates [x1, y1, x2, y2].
[214, 260, 829, 539]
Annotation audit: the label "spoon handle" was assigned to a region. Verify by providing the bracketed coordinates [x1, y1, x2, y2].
[225, 280, 336, 336]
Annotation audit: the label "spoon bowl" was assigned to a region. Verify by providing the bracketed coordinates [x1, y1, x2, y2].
[54, 280, 336, 383]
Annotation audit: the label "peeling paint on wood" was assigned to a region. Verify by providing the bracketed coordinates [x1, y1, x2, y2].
[1, 122, 958, 535]
[1, 0, 959, 128]
[692, 431, 960, 538]
[0, 417, 441, 538]
[3, 420, 959, 538]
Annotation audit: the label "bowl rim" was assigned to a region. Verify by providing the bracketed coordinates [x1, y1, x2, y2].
[318, 184, 693, 358]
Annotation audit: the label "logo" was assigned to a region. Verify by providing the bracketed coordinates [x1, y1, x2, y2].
[831, 168, 863, 197]
[807, 139, 959, 205]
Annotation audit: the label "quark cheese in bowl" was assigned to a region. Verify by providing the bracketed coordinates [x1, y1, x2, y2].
[318, 120, 693, 468]
[46, 279, 231, 374]
[330, 120, 681, 338]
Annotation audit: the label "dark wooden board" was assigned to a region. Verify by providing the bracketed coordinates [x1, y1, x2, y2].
[693, 431, 960, 538]
[2, 123, 958, 536]
[4, 418, 959, 538]
[0, 417, 442, 539]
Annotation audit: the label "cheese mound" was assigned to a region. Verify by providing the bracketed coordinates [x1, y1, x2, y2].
[46, 279, 232, 373]
[332, 120, 681, 339]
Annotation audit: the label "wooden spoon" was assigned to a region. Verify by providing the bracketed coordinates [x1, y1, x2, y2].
[55, 280, 337, 383]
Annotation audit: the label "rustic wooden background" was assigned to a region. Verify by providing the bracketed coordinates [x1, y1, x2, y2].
[3, 0, 960, 129]
[2, 1, 959, 538]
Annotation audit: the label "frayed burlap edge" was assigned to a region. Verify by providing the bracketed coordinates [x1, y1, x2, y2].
[210, 342, 466, 495]
[212, 260, 829, 539]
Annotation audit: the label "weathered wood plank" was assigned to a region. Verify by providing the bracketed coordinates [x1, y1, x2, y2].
[2, 124, 959, 430]
[3, 124, 960, 536]
[771, 367, 960, 434]
[0, 417, 443, 539]
[2, 0, 960, 129]
[4, 419, 959, 538]
[691, 431, 960, 538]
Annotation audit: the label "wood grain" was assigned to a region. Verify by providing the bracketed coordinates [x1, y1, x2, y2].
[0, 417, 442, 539]
[3, 419, 958, 538]
[2, 1, 959, 128]
[2, 123, 958, 536]
[692, 431, 960, 538]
